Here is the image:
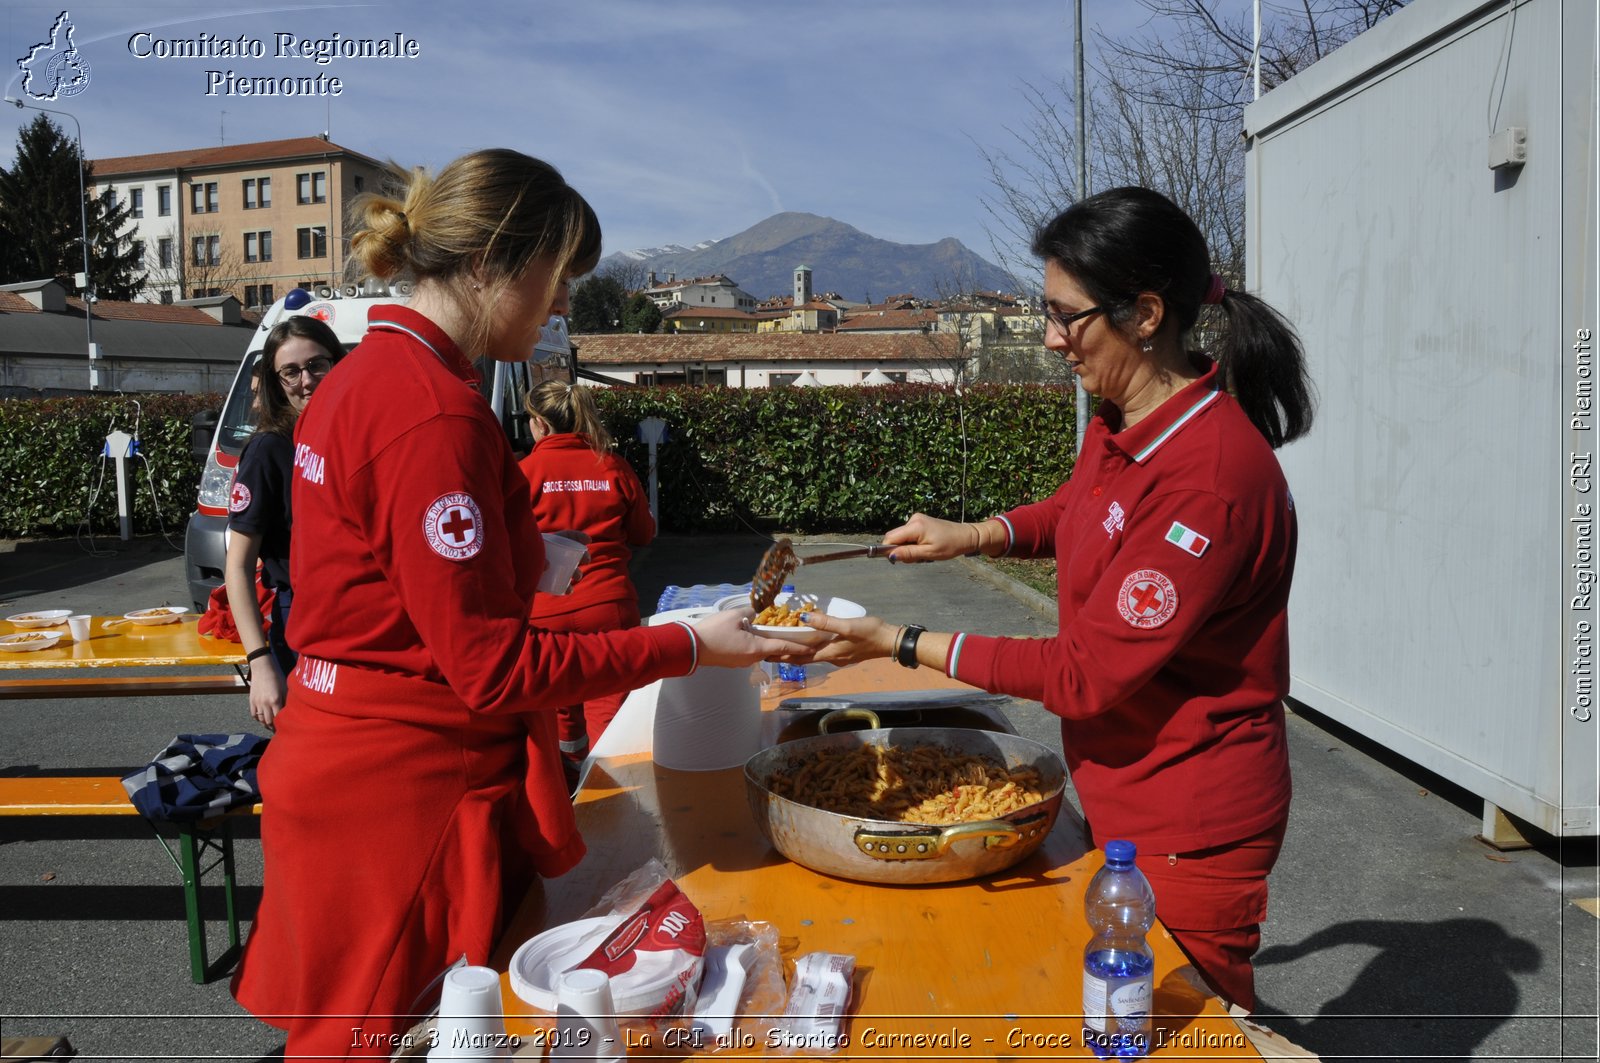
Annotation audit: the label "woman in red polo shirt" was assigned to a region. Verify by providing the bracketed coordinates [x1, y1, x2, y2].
[520, 379, 655, 786]
[231, 148, 801, 1058]
[808, 186, 1314, 1012]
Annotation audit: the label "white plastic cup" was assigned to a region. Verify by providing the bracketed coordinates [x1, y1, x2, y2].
[552, 968, 625, 1061]
[537, 534, 587, 595]
[67, 614, 92, 641]
[428, 965, 512, 1061]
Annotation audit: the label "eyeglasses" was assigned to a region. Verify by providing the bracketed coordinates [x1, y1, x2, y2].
[277, 355, 333, 384]
[1041, 305, 1105, 332]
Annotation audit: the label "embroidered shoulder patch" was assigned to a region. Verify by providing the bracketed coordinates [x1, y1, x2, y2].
[424, 492, 484, 560]
[1164, 521, 1209, 557]
[228, 481, 252, 513]
[1118, 569, 1178, 629]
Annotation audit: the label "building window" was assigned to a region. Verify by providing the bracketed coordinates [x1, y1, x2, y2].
[130, 239, 144, 264]
[297, 171, 327, 204]
[192, 235, 219, 266]
[244, 230, 272, 263]
[770, 373, 799, 387]
[129, 187, 143, 218]
[158, 185, 171, 216]
[190, 181, 218, 213]
[261, 283, 274, 306]
[297, 226, 327, 259]
[243, 176, 271, 209]
[157, 237, 173, 269]
[159, 289, 173, 304]
[353, 174, 364, 192]
[242, 284, 277, 308]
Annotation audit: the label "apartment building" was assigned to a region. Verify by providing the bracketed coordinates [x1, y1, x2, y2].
[89, 135, 387, 307]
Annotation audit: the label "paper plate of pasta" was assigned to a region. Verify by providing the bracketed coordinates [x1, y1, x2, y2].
[714, 591, 865, 646]
[6, 609, 71, 629]
[744, 726, 1074, 884]
[0, 631, 63, 652]
[122, 606, 189, 626]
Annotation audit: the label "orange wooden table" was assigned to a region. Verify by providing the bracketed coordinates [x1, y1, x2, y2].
[491, 659, 1259, 1060]
[0, 615, 245, 699]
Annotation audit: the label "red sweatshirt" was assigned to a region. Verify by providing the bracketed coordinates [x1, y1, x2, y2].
[520, 432, 653, 621]
[948, 360, 1294, 854]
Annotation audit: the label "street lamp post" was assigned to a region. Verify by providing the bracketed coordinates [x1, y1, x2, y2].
[5, 94, 98, 390]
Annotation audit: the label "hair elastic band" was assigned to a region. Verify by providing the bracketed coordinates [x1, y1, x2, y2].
[1202, 273, 1227, 305]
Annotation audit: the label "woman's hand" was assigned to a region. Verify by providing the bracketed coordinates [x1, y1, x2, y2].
[691, 607, 814, 669]
[883, 512, 986, 563]
[804, 613, 899, 667]
[249, 661, 287, 731]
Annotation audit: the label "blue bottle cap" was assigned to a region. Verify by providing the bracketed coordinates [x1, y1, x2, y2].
[1104, 839, 1137, 866]
[782, 584, 795, 593]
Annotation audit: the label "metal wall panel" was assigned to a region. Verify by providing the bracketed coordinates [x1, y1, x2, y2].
[1245, 0, 1596, 835]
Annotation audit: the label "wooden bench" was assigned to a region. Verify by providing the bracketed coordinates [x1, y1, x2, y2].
[0, 776, 262, 983]
[0, 674, 246, 700]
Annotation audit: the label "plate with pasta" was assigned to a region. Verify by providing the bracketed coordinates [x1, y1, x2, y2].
[0, 631, 64, 652]
[714, 591, 865, 646]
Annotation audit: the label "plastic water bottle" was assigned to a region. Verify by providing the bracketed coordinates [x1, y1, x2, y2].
[1082, 839, 1156, 1058]
[775, 584, 807, 688]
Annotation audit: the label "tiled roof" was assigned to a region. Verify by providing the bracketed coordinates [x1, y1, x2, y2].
[91, 137, 381, 178]
[836, 308, 938, 331]
[0, 291, 259, 327]
[573, 331, 959, 366]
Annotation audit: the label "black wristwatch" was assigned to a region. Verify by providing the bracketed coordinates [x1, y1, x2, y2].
[895, 625, 925, 669]
[244, 646, 272, 680]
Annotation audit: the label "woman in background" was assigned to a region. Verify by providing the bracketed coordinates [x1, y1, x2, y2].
[223, 315, 343, 730]
[521, 379, 655, 786]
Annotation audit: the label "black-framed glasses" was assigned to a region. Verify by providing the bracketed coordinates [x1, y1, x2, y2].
[277, 355, 333, 384]
[1041, 305, 1105, 332]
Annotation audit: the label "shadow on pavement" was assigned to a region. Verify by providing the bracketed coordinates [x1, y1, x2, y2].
[0, 536, 183, 602]
[1254, 916, 1542, 1062]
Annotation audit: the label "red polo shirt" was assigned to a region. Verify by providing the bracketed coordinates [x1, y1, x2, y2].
[948, 359, 1295, 853]
[285, 305, 697, 711]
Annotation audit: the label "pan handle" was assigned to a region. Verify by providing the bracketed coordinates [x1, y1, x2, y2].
[818, 708, 882, 733]
[853, 810, 1051, 861]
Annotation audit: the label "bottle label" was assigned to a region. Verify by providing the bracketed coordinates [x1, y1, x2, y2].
[1082, 971, 1152, 1037]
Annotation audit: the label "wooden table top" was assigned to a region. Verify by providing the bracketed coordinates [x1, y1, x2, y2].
[491, 658, 1258, 1059]
[0, 615, 244, 670]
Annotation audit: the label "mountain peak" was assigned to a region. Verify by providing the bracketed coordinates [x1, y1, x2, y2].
[603, 213, 1011, 302]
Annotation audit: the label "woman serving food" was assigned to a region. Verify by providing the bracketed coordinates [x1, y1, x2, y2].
[807, 186, 1314, 1012]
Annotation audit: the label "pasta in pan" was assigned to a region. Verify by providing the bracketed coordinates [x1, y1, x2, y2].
[768, 742, 1047, 825]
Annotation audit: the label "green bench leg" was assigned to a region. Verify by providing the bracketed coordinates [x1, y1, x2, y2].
[177, 819, 240, 984]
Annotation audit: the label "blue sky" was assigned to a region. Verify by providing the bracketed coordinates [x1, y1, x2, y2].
[3, 0, 1156, 270]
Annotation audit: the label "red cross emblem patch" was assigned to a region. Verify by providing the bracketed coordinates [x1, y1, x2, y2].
[1117, 569, 1178, 629]
[424, 492, 484, 560]
[228, 481, 252, 513]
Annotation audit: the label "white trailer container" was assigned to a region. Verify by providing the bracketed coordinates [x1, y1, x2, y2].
[1243, 0, 1597, 839]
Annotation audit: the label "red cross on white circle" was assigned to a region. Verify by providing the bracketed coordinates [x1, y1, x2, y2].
[423, 492, 484, 560]
[1117, 569, 1178, 629]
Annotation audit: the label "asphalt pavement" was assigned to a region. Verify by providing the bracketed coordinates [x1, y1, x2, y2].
[0, 533, 1595, 1062]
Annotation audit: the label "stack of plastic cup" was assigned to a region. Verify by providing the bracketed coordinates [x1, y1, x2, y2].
[553, 968, 625, 1062]
[538, 534, 588, 595]
[428, 965, 512, 1061]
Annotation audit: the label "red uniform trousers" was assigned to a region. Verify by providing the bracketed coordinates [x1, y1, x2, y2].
[530, 598, 641, 757]
[1134, 820, 1287, 1012]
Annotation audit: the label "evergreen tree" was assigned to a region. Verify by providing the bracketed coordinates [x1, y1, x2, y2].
[569, 273, 627, 333]
[0, 114, 146, 298]
[621, 292, 662, 334]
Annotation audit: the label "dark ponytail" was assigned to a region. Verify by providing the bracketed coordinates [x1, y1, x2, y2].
[1032, 186, 1314, 448]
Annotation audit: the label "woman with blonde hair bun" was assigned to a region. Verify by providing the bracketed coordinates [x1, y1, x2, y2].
[520, 378, 654, 787]
[231, 149, 800, 1057]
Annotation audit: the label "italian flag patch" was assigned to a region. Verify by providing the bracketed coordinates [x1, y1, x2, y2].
[1165, 521, 1210, 557]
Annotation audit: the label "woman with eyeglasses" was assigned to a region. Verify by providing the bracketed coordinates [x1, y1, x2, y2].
[230, 149, 801, 1058]
[224, 315, 342, 731]
[806, 186, 1314, 1013]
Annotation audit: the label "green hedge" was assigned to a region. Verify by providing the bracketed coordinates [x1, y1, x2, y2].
[594, 383, 1077, 532]
[0, 394, 216, 540]
[1, 384, 1078, 539]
